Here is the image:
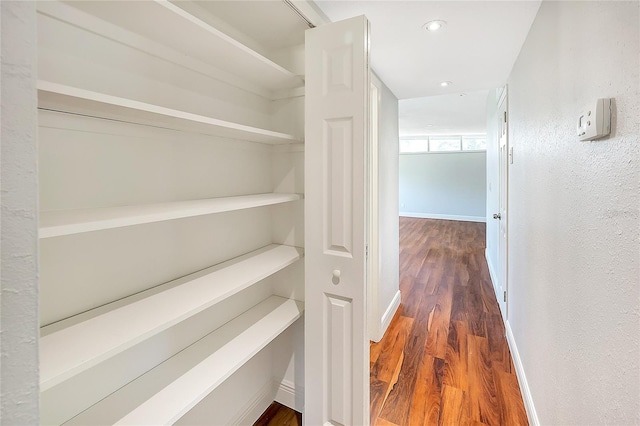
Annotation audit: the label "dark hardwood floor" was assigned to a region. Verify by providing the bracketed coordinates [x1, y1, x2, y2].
[370, 218, 527, 426]
[255, 218, 528, 426]
[254, 402, 302, 426]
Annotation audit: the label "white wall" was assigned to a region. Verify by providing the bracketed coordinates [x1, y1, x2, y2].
[375, 73, 400, 340]
[506, 1, 639, 424]
[485, 89, 499, 287]
[0, 2, 40, 424]
[399, 152, 486, 222]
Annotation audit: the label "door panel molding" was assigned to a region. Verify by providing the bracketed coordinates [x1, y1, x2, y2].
[305, 15, 370, 426]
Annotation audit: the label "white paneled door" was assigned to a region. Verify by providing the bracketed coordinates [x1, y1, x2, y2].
[305, 15, 370, 426]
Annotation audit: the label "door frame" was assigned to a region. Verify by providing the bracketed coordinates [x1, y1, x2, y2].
[496, 85, 509, 320]
[367, 75, 381, 342]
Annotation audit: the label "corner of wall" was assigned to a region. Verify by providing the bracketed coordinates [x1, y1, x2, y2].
[0, 2, 40, 424]
[230, 380, 279, 426]
[505, 321, 540, 426]
[373, 71, 400, 344]
[373, 290, 401, 343]
[275, 379, 304, 413]
[484, 248, 499, 297]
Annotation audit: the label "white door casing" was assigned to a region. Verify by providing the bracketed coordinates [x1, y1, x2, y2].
[497, 88, 508, 320]
[304, 15, 370, 426]
[367, 77, 380, 342]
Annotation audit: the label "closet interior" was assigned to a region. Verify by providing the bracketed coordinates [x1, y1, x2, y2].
[37, 1, 308, 424]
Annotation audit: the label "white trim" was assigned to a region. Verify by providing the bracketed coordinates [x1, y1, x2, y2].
[505, 321, 540, 426]
[230, 380, 277, 426]
[375, 290, 401, 343]
[399, 212, 486, 223]
[275, 379, 304, 413]
[485, 248, 507, 334]
[367, 75, 381, 343]
[485, 248, 501, 299]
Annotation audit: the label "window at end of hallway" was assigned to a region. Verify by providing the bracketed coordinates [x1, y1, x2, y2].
[399, 135, 486, 153]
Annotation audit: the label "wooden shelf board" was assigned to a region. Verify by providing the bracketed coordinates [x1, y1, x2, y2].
[40, 193, 302, 239]
[38, 81, 301, 144]
[54, 0, 303, 92]
[40, 244, 303, 391]
[65, 296, 303, 426]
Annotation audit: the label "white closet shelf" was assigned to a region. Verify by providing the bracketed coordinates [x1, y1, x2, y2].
[40, 244, 303, 392]
[40, 193, 302, 239]
[38, 81, 302, 144]
[65, 296, 303, 426]
[55, 0, 304, 92]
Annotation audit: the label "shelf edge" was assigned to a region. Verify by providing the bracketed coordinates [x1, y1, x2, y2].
[40, 193, 302, 239]
[40, 245, 303, 391]
[37, 81, 302, 144]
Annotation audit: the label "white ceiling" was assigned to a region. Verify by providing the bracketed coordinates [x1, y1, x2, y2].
[314, 1, 541, 100]
[192, 1, 541, 137]
[399, 89, 490, 136]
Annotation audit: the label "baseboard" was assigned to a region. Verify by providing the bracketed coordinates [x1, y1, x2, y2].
[375, 290, 401, 342]
[399, 212, 486, 223]
[485, 248, 499, 295]
[275, 379, 304, 413]
[230, 379, 277, 426]
[505, 321, 540, 426]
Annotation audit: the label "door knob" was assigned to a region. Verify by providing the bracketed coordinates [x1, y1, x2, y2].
[493, 213, 501, 220]
[332, 269, 341, 285]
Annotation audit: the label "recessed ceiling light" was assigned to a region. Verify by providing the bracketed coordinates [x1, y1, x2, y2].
[440, 81, 453, 87]
[424, 20, 447, 32]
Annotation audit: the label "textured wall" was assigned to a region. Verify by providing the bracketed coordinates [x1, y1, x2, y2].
[399, 152, 487, 220]
[507, 1, 639, 424]
[377, 74, 399, 331]
[0, 1, 39, 424]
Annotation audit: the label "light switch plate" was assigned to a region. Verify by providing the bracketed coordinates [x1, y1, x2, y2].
[577, 98, 612, 141]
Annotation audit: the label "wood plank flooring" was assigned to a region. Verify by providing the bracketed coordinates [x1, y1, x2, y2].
[255, 218, 528, 426]
[371, 218, 528, 426]
[254, 402, 301, 426]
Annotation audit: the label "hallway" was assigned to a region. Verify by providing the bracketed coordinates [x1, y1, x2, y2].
[370, 218, 527, 425]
